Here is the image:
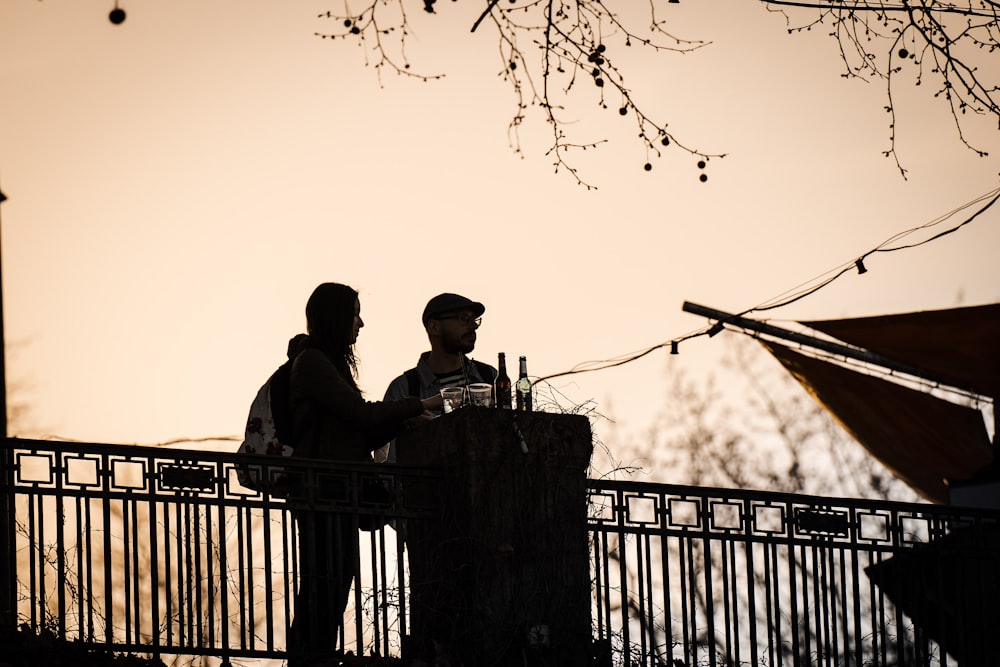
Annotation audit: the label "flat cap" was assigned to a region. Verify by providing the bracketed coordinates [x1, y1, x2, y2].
[422, 293, 485, 325]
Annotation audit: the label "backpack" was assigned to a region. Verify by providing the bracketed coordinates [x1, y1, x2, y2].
[236, 359, 295, 494]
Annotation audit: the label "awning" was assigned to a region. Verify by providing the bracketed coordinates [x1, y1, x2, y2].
[803, 303, 1000, 399]
[761, 341, 993, 503]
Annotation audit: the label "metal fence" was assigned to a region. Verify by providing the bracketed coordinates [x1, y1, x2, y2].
[2, 438, 440, 665]
[3, 438, 999, 666]
[588, 480, 1000, 667]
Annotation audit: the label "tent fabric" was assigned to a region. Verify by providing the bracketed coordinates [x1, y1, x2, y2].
[802, 303, 1000, 399]
[761, 341, 993, 503]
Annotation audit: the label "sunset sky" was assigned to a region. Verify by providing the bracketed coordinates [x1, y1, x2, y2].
[1, 0, 998, 473]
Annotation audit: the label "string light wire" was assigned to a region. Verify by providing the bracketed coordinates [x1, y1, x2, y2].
[534, 184, 1000, 387]
[84, 186, 998, 446]
[750, 186, 1000, 314]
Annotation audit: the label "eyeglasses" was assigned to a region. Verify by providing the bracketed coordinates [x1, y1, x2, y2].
[435, 314, 482, 328]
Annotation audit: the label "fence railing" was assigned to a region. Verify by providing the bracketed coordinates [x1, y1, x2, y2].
[4, 438, 999, 666]
[2, 438, 441, 665]
[588, 479, 1000, 667]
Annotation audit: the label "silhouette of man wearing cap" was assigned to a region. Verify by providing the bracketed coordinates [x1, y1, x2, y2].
[379, 293, 497, 462]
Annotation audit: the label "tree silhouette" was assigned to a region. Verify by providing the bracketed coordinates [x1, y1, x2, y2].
[764, 0, 1000, 176]
[598, 337, 929, 665]
[316, 0, 999, 186]
[634, 335, 922, 500]
[6, 343, 36, 436]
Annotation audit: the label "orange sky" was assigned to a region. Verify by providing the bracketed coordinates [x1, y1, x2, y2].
[1, 0, 998, 473]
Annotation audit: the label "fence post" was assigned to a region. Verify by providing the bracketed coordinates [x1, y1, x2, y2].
[0, 441, 11, 631]
[0, 186, 13, 631]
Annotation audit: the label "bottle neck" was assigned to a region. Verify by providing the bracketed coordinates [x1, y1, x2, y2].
[518, 357, 528, 378]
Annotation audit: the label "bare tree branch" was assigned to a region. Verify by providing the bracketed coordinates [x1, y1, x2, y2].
[765, 0, 1000, 176]
[316, 1, 721, 188]
[317, 0, 999, 185]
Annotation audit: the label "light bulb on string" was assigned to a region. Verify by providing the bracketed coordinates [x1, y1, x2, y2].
[109, 2, 126, 25]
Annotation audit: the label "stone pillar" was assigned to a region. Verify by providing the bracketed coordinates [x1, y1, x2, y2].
[397, 407, 593, 666]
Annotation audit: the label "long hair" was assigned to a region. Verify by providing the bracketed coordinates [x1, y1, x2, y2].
[305, 282, 359, 389]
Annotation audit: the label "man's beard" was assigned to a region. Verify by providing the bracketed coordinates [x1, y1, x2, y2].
[442, 331, 476, 355]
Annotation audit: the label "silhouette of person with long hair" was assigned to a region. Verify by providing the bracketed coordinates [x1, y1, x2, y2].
[285, 282, 440, 666]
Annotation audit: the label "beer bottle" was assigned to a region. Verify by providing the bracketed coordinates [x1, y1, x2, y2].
[495, 352, 513, 409]
[516, 355, 532, 412]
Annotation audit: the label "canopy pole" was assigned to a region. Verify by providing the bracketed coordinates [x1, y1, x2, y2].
[682, 301, 985, 397]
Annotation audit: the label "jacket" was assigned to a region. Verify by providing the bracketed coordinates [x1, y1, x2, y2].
[384, 351, 497, 401]
[289, 338, 424, 463]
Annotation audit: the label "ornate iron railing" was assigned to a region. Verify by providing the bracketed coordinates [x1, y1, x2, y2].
[2, 438, 440, 665]
[587, 480, 1000, 666]
[3, 438, 998, 666]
